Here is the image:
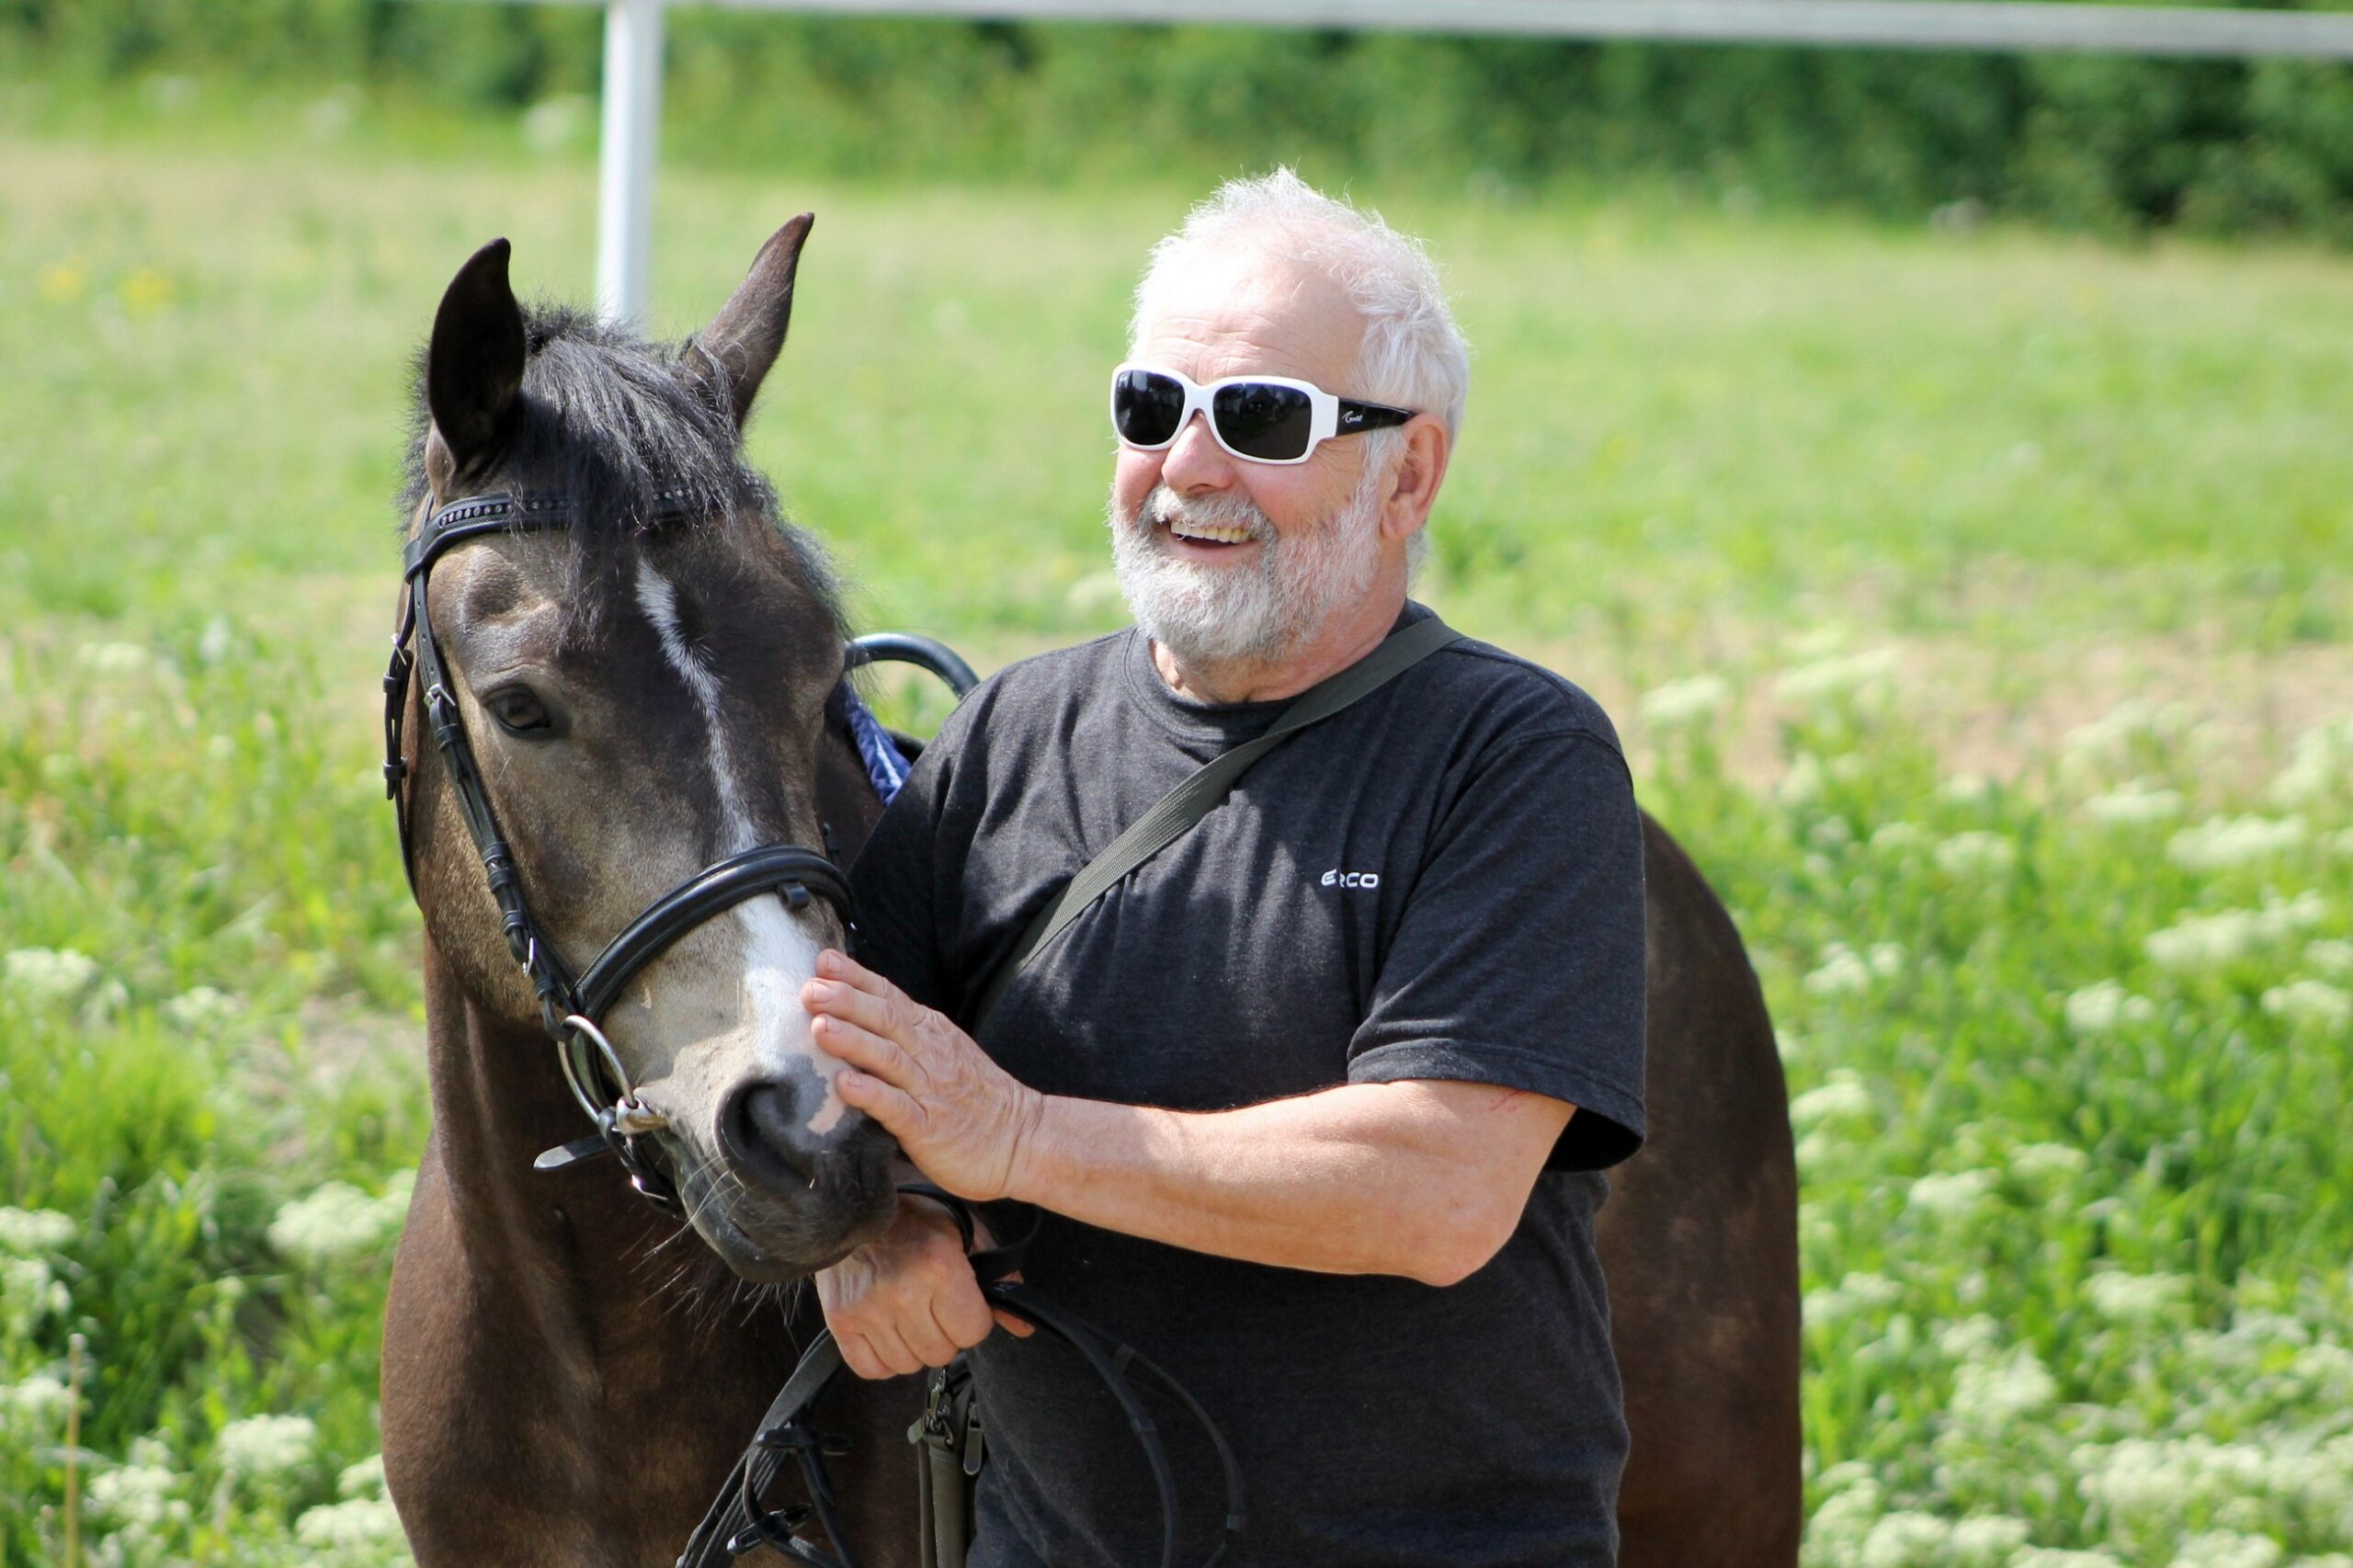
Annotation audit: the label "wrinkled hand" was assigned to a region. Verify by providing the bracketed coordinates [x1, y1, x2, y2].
[816, 1196, 1030, 1381]
[802, 950, 1046, 1202]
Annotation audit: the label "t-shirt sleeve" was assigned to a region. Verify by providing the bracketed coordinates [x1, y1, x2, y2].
[1346, 728, 1648, 1171]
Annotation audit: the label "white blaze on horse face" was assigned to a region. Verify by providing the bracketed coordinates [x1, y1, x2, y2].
[632, 561, 849, 1137]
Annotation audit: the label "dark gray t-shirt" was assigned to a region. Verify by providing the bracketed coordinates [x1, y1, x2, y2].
[848, 604, 1647, 1568]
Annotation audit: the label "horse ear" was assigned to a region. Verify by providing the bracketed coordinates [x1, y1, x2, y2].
[427, 238, 527, 475]
[682, 213, 813, 429]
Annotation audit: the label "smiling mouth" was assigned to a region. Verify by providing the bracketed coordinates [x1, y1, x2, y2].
[1160, 517, 1255, 548]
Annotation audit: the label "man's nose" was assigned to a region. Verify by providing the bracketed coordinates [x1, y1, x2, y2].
[1157, 410, 1237, 494]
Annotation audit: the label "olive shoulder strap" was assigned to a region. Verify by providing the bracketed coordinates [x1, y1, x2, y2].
[967, 615, 1463, 1036]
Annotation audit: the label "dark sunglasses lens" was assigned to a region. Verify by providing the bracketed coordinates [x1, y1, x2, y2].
[1212, 382, 1313, 461]
[1112, 370, 1187, 447]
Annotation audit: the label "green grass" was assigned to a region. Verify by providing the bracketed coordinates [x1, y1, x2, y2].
[1, 100, 2349, 1566]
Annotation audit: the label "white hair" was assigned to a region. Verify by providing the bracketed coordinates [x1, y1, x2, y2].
[1128, 167, 1472, 439]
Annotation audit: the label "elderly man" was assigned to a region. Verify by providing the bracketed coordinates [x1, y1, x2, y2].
[801, 170, 1647, 1567]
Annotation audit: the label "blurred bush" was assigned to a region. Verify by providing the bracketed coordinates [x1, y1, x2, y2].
[4, 1, 2351, 236]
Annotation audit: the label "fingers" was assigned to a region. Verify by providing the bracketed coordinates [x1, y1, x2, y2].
[813, 949, 898, 1007]
[803, 971, 909, 1043]
[809, 1006, 916, 1083]
[834, 1065, 921, 1137]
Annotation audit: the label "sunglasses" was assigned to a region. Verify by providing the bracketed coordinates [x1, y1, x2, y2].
[1109, 364, 1417, 466]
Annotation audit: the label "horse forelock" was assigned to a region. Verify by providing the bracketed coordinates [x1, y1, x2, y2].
[398, 301, 848, 647]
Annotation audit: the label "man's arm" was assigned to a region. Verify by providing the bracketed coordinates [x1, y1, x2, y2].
[805, 950, 1573, 1287]
[1017, 1079, 1572, 1286]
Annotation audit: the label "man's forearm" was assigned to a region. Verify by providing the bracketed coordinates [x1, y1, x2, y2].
[1005, 1079, 1565, 1287]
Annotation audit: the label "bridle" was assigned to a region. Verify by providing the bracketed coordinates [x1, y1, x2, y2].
[382, 487, 857, 1212]
[384, 489, 1242, 1566]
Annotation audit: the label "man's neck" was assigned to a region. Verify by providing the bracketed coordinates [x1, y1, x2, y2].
[1150, 585, 1410, 705]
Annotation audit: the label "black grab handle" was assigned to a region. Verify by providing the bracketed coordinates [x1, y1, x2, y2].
[847, 632, 980, 699]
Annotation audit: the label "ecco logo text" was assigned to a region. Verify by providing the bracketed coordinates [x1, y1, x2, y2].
[1320, 869, 1381, 889]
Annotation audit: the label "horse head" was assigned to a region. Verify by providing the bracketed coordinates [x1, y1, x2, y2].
[398, 221, 898, 1280]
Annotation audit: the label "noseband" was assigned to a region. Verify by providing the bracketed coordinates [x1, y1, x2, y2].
[382, 489, 857, 1214]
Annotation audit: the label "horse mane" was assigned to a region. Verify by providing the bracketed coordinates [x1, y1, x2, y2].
[398, 301, 847, 641]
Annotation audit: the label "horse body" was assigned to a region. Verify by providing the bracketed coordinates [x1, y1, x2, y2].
[381, 221, 1799, 1568]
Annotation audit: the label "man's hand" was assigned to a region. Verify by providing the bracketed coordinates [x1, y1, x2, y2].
[802, 949, 1046, 1201]
[816, 1196, 1031, 1381]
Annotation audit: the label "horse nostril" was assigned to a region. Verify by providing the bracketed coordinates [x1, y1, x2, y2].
[720, 1079, 819, 1187]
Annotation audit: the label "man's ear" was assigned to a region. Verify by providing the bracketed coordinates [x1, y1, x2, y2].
[681, 213, 813, 429]
[426, 238, 528, 477]
[1380, 415, 1452, 543]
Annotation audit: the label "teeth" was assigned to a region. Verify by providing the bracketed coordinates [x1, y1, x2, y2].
[1166, 520, 1252, 544]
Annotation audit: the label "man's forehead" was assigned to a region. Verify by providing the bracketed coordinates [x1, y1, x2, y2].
[1137, 248, 1364, 387]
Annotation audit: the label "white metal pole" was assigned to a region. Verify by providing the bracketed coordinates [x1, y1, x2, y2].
[597, 0, 666, 326]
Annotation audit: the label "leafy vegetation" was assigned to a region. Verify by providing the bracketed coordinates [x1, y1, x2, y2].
[6, 2, 2353, 238]
[1, 109, 2347, 1564]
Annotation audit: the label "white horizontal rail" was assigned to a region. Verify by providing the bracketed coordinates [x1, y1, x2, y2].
[457, 0, 2353, 61]
[695, 0, 2353, 60]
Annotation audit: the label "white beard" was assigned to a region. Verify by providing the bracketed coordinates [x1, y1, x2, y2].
[1108, 462, 1387, 676]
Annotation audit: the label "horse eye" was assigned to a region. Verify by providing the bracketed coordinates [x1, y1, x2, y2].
[485, 687, 553, 735]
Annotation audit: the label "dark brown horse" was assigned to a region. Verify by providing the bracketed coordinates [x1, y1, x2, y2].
[380, 219, 1799, 1568]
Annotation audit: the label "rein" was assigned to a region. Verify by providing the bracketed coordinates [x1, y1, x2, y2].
[676, 1186, 1245, 1568]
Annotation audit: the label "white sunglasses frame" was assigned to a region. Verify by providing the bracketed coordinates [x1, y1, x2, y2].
[1109, 363, 1416, 467]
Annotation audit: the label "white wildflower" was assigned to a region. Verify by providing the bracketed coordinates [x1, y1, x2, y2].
[1779, 752, 1826, 806]
[2270, 716, 2353, 805]
[1938, 772, 1993, 803]
[1950, 1348, 2057, 1427]
[77, 641, 152, 676]
[1776, 647, 1899, 708]
[2015, 1552, 2129, 1568]
[1861, 1511, 1950, 1567]
[1907, 1169, 1995, 1220]
[338, 1451, 388, 1498]
[160, 985, 241, 1032]
[0, 1206, 78, 1254]
[2168, 814, 2306, 872]
[1806, 1272, 1904, 1325]
[2146, 893, 2327, 969]
[1641, 674, 1733, 730]
[88, 1453, 186, 1533]
[4, 947, 100, 1005]
[215, 1413, 315, 1480]
[1790, 1074, 1873, 1131]
[268, 1177, 411, 1267]
[1949, 1517, 2030, 1562]
[295, 1495, 405, 1551]
[2307, 939, 2353, 975]
[2086, 1271, 2190, 1323]
[1804, 944, 1874, 996]
[2, 1256, 72, 1335]
[2085, 780, 2186, 826]
[1871, 821, 1926, 853]
[2262, 980, 2351, 1029]
[1868, 942, 1905, 976]
[0, 1372, 74, 1428]
[1936, 832, 2018, 877]
[2064, 699, 2190, 760]
[2170, 1532, 2284, 1568]
[2063, 982, 2155, 1035]
[1938, 1314, 2003, 1358]
[1806, 1470, 1885, 1553]
[2009, 1143, 2091, 1184]
[196, 615, 235, 666]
